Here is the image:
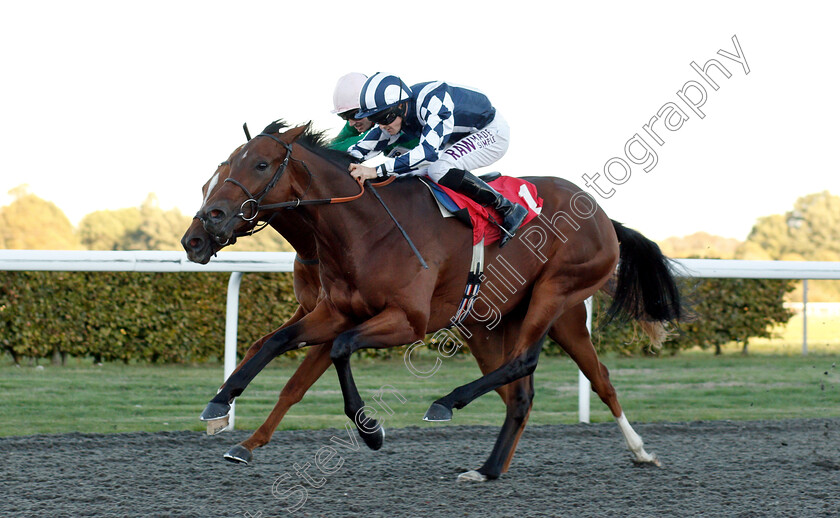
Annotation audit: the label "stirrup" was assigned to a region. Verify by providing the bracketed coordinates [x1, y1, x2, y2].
[498, 204, 528, 248]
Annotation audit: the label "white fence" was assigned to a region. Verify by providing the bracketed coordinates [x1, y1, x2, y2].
[785, 302, 840, 317]
[0, 250, 295, 273]
[2, 251, 840, 426]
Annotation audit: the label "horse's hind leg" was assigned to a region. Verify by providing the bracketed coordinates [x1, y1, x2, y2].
[550, 303, 660, 466]
[423, 310, 551, 421]
[224, 342, 333, 464]
[459, 375, 535, 482]
[458, 321, 535, 481]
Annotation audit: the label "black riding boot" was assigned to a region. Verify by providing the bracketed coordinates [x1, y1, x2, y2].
[438, 168, 529, 247]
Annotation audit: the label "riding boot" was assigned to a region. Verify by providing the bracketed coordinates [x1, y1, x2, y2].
[438, 168, 529, 247]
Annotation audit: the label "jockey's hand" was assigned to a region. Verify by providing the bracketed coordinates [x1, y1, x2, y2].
[349, 164, 378, 181]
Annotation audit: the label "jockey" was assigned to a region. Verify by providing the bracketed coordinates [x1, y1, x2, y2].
[328, 72, 374, 152]
[347, 72, 528, 247]
[330, 72, 420, 157]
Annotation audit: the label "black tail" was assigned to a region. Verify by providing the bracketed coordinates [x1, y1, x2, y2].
[606, 220, 682, 323]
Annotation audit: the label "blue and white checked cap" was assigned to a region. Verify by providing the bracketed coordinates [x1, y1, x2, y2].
[356, 73, 412, 119]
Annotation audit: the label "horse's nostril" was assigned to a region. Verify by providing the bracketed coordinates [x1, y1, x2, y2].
[188, 237, 202, 249]
[209, 209, 224, 221]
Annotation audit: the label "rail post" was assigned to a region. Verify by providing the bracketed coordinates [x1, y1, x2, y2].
[224, 272, 243, 430]
[578, 297, 593, 423]
[802, 279, 808, 356]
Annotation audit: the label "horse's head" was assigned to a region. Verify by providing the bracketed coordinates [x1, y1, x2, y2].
[193, 123, 310, 250]
[181, 143, 254, 264]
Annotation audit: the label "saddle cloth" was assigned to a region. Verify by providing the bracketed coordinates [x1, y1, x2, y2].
[422, 175, 544, 246]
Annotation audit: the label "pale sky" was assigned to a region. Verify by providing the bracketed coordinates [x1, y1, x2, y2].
[1, 1, 838, 242]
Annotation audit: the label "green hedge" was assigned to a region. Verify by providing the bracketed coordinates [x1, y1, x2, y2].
[561, 277, 796, 356]
[1, 272, 794, 364]
[1, 271, 297, 364]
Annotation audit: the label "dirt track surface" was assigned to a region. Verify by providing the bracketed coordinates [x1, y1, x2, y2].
[2, 418, 839, 517]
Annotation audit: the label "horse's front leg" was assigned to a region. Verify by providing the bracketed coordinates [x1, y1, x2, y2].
[226, 305, 308, 383]
[199, 301, 351, 424]
[205, 305, 307, 435]
[330, 307, 425, 451]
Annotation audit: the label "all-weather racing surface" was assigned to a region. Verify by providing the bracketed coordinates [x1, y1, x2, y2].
[2, 418, 839, 517]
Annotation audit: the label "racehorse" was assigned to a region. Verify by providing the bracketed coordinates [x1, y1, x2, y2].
[187, 122, 682, 480]
[183, 146, 664, 475]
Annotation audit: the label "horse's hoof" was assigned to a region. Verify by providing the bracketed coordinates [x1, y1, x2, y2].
[204, 415, 230, 436]
[632, 453, 663, 468]
[359, 425, 385, 451]
[423, 402, 453, 422]
[457, 470, 488, 482]
[200, 401, 230, 421]
[200, 402, 231, 435]
[224, 444, 253, 464]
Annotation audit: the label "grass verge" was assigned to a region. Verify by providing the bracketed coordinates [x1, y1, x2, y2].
[1, 351, 838, 436]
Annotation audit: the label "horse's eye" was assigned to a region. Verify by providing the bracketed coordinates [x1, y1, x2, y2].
[256, 162, 269, 171]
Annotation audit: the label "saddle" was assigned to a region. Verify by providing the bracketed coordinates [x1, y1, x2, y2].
[420, 174, 543, 246]
[415, 172, 542, 323]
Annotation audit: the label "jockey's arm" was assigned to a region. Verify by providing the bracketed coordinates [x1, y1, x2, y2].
[347, 127, 401, 180]
[347, 127, 396, 163]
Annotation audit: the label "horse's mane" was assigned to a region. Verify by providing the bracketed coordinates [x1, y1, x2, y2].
[262, 119, 356, 169]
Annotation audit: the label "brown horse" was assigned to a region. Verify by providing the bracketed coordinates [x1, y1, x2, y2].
[189, 122, 681, 480]
[183, 146, 661, 476]
[182, 146, 329, 463]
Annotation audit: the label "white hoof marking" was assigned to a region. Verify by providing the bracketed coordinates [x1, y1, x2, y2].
[457, 470, 487, 482]
[633, 452, 662, 467]
[616, 412, 663, 467]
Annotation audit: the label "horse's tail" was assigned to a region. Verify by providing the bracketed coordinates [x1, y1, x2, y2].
[604, 220, 683, 349]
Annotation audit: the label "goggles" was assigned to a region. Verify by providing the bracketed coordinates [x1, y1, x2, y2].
[338, 110, 360, 121]
[368, 106, 402, 126]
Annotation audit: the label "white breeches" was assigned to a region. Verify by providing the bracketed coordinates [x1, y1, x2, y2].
[417, 113, 510, 182]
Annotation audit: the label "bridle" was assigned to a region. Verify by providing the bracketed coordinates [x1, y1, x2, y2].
[223, 133, 303, 222]
[200, 129, 425, 268]
[203, 132, 393, 241]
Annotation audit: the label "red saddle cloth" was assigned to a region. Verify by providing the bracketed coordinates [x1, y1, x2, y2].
[435, 176, 543, 246]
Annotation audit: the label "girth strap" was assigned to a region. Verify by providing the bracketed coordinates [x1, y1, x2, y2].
[452, 239, 485, 324]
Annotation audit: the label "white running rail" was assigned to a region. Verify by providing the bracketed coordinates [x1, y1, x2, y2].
[3, 251, 840, 426]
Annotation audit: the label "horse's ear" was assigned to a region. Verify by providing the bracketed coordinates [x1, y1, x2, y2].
[282, 122, 311, 143]
[261, 118, 288, 135]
